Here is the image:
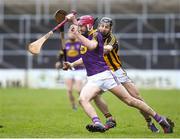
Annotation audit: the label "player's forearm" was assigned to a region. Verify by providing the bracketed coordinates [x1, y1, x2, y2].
[76, 34, 97, 50]
[71, 58, 83, 67]
[72, 18, 78, 25]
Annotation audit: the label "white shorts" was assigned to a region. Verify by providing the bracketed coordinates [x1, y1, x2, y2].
[113, 68, 132, 84]
[62, 69, 86, 81]
[87, 70, 119, 91]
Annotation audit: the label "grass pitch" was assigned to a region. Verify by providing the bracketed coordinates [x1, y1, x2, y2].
[0, 88, 180, 138]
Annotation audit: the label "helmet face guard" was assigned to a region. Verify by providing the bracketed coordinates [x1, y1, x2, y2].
[99, 17, 113, 28]
[98, 17, 113, 38]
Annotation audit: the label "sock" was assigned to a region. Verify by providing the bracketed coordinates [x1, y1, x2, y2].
[92, 117, 101, 124]
[153, 113, 162, 123]
[104, 113, 112, 119]
[72, 105, 77, 111]
[145, 117, 152, 123]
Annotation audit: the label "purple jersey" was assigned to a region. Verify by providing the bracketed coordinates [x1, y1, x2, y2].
[65, 40, 84, 70]
[80, 30, 109, 76]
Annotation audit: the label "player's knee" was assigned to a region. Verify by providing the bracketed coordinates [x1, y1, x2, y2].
[123, 97, 136, 107]
[78, 96, 87, 105]
[133, 94, 141, 100]
[131, 91, 142, 100]
[67, 90, 72, 94]
[76, 87, 82, 93]
[136, 96, 143, 101]
[128, 98, 142, 108]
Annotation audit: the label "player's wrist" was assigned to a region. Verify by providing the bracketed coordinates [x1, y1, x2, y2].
[70, 62, 75, 70]
[71, 62, 75, 68]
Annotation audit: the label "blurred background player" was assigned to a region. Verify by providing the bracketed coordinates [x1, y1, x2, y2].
[55, 26, 86, 110]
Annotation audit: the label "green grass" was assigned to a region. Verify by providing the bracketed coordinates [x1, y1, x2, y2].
[0, 88, 180, 138]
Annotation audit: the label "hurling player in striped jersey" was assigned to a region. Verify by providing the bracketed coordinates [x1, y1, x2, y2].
[97, 17, 159, 132]
[95, 17, 174, 133]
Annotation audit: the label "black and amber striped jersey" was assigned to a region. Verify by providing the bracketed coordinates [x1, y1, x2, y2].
[103, 33, 122, 71]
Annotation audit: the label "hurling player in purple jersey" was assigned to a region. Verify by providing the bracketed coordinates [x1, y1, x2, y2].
[55, 28, 86, 110]
[64, 14, 174, 133]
